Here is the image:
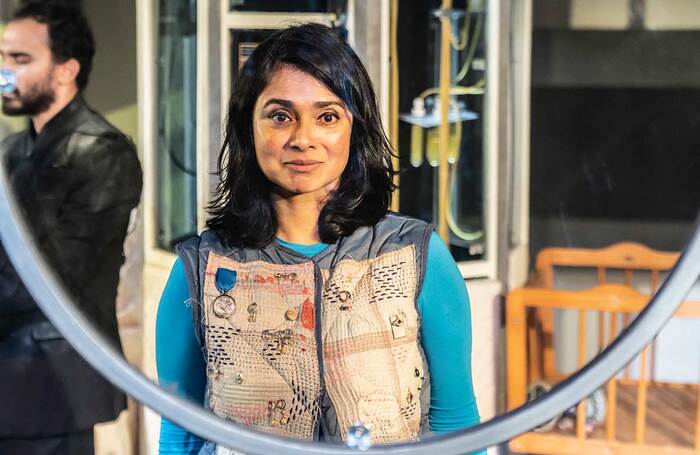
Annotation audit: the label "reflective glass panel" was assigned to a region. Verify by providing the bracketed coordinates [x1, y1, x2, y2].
[228, 0, 338, 13]
[156, 0, 198, 250]
[397, 0, 489, 262]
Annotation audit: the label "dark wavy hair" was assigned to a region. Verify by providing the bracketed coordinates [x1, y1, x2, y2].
[12, 2, 95, 90]
[207, 23, 396, 248]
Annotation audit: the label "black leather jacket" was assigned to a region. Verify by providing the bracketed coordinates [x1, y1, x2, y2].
[0, 96, 142, 438]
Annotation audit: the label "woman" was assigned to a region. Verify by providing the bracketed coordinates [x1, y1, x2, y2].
[156, 23, 481, 454]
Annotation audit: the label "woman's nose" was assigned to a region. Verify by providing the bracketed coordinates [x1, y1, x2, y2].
[288, 118, 315, 151]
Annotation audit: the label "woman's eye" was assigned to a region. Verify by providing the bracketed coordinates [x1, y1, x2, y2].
[320, 113, 339, 124]
[270, 112, 290, 123]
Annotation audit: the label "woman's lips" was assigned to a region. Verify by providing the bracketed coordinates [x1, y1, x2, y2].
[284, 160, 322, 172]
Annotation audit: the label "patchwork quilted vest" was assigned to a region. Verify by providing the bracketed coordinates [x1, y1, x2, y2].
[176, 213, 434, 444]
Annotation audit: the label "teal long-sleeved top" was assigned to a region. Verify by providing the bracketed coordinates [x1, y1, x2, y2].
[156, 233, 482, 454]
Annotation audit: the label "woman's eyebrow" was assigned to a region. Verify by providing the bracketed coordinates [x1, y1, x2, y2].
[262, 99, 345, 110]
[262, 98, 294, 109]
[315, 101, 344, 109]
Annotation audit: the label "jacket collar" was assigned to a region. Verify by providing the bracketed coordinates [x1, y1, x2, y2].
[28, 94, 87, 165]
[30, 94, 86, 142]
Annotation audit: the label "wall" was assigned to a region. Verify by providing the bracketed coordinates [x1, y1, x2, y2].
[83, 0, 139, 140]
[535, 0, 700, 30]
[468, 279, 503, 426]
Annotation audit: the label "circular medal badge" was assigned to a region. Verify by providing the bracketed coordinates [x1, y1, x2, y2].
[213, 294, 236, 318]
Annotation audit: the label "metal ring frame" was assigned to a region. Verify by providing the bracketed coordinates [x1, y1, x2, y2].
[0, 163, 698, 454]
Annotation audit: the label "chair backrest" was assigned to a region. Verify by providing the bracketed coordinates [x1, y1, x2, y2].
[532, 242, 679, 381]
[535, 242, 678, 290]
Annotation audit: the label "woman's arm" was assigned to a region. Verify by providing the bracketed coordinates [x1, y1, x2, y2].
[156, 258, 207, 454]
[418, 232, 482, 435]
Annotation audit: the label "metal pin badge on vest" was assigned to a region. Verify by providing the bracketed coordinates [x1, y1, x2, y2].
[268, 399, 288, 426]
[389, 312, 407, 339]
[338, 290, 353, 311]
[247, 302, 258, 323]
[285, 307, 299, 321]
[207, 361, 221, 380]
[213, 268, 237, 319]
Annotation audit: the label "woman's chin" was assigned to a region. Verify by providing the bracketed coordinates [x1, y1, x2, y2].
[273, 183, 334, 200]
[268, 174, 341, 200]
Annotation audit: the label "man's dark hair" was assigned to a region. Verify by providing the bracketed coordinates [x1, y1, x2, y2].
[207, 23, 397, 248]
[12, 2, 95, 90]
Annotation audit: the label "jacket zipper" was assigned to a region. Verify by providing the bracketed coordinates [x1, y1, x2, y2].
[313, 263, 326, 438]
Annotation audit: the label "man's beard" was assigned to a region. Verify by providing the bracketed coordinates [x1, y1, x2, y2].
[2, 82, 55, 117]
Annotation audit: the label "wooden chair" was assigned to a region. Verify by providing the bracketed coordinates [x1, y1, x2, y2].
[529, 242, 679, 385]
[507, 285, 700, 454]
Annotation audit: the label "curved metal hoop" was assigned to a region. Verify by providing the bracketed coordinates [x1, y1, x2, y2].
[0, 164, 697, 454]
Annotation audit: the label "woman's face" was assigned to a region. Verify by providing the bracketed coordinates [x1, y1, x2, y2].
[253, 65, 353, 199]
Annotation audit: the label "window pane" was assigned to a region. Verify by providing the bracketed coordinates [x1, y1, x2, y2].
[397, 0, 488, 262]
[156, 0, 197, 250]
[529, 19, 700, 257]
[228, 0, 336, 13]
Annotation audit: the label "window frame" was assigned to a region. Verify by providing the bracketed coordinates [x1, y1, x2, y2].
[140, 0, 506, 282]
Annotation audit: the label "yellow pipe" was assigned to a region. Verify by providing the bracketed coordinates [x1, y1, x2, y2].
[455, 8, 484, 82]
[410, 123, 424, 167]
[449, 0, 472, 51]
[418, 79, 485, 99]
[426, 127, 439, 167]
[438, 0, 452, 242]
[389, 0, 400, 212]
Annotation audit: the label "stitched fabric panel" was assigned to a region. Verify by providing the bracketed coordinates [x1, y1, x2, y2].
[321, 245, 423, 443]
[203, 253, 321, 440]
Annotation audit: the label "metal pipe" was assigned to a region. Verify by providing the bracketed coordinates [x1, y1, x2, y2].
[389, 0, 400, 211]
[438, 0, 452, 241]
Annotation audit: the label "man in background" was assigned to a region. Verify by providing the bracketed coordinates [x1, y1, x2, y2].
[0, 3, 142, 454]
